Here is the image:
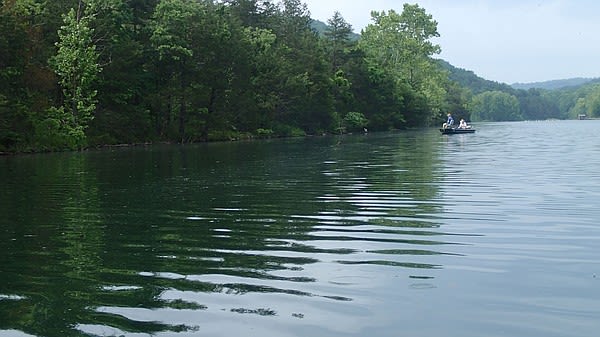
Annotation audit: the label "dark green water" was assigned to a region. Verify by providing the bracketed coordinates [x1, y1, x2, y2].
[1, 121, 599, 337]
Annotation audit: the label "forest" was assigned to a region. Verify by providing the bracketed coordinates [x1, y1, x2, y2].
[1, 0, 600, 153]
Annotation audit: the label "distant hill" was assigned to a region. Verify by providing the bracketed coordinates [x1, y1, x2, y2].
[436, 59, 516, 94]
[310, 19, 328, 35]
[511, 78, 600, 90]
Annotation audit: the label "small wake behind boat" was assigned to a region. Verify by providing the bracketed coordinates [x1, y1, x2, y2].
[440, 127, 476, 135]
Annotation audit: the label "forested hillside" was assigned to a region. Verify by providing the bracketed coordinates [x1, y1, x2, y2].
[511, 78, 599, 90]
[439, 60, 600, 122]
[1, 0, 598, 153]
[1, 0, 454, 152]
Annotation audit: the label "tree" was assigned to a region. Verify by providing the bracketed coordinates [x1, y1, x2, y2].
[518, 88, 559, 120]
[235, 26, 279, 131]
[343, 111, 368, 132]
[266, 0, 333, 134]
[569, 86, 600, 119]
[4, 0, 542, 152]
[150, 0, 204, 142]
[442, 78, 472, 121]
[359, 4, 446, 127]
[470, 91, 522, 121]
[225, 0, 274, 28]
[323, 11, 353, 72]
[0, 0, 60, 151]
[47, 0, 101, 149]
[85, 0, 158, 145]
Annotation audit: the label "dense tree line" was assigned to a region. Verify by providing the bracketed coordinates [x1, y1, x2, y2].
[0, 0, 452, 152]
[441, 60, 600, 122]
[0, 0, 596, 153]
[543, 82, 600, 119]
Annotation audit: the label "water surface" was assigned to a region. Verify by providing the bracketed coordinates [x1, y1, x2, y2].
[1, 121, 599, 337]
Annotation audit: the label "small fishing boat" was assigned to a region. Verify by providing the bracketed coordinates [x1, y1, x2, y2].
[439, 127, 476, 135]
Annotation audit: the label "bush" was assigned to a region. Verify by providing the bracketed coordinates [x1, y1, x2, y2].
[207, 130, 241, 141]
[256, 128, 274, 138]
[273, 124, 306, 137]
[344, 111, 368, 131]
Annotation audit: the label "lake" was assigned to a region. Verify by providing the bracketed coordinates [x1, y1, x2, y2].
[1, 120, 599, 337]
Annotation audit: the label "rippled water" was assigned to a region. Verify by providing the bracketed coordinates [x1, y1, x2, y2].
[1, 121, 599, 337]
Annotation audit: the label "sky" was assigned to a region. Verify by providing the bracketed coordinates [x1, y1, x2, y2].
[302, 0, 600, 84]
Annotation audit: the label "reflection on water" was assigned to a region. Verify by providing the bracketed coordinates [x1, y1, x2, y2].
[1, 121, 600, 337]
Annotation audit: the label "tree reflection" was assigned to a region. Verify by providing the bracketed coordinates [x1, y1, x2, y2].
[0, 132, 451, 336]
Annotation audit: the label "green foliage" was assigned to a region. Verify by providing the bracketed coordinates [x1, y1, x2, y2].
[273, 124, 306, 137]
[83, 0, 160, 145]
[207, 129, 244, 141]
[3, 0, 597, 153]
[31, 106, 85, 150]
[256, 128, 274, 138]
[470, 91, 522, 122]
[0, 0, 47, 151]
[439, 59, 578, 121]
[559, 83, 600, 118]
[518, 88, 560, 120]
[358, 4, 446, 127]
[48, 4, 101, 149]
[151, 0, 198, 62]
[343, 111, 368, 131]
[324, 12, 354, 71]
[149, 0, 205, 142]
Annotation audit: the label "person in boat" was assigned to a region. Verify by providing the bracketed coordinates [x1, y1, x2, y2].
[458, 118, 470, 129]
[442, 113, 454, 129]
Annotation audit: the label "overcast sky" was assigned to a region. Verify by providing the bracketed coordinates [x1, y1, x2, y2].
[302, 0, 600, 84]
